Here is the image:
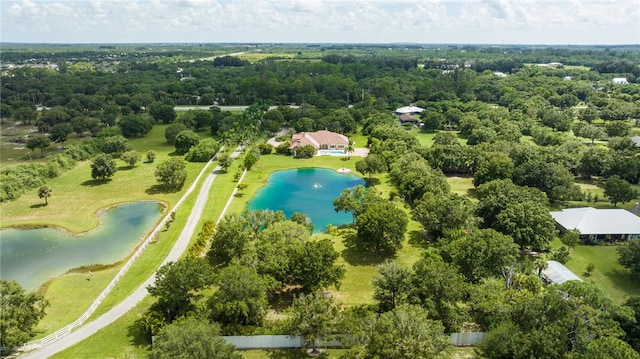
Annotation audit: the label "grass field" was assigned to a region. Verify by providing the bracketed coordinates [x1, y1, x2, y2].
[236, 50, 324, 63]
[51, 296, 154, 359]
[411, 129, 468, 147]
[0, 124, 206, 232]
[564, 242, 640, 303]
[448, 176, 474, 196]
[0, 119, 89, 165]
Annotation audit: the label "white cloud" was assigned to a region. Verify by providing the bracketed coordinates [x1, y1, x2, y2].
[0, 0, 638, 44]
[289, 0, 328, 14]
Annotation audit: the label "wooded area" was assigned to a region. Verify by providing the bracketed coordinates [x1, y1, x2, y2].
[1, 43, 640, 358]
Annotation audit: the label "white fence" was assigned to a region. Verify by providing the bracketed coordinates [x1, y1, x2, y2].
[21, 155, 218, 351]
[223, 333, 486, 349]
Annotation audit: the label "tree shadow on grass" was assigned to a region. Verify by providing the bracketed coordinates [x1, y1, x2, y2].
[466, 187, 478, 199]
[117, 165, 135, 171]
[30, 203, 47, 209]
[341, 230, 393, 266]
[268, 287, 303, 312]
[407, 229, 431, 249]
[267, 349, 330, 359]
[80, 178, 112, 187]
[145, 184, 181, 195]
[602, 267, 640, 296]
[363, 178, 380, 186]
[127, 318, 152, 350]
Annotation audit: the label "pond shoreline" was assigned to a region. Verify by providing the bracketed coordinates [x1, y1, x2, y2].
[0, 200, 168, 236]
[1, 200, 167, 292]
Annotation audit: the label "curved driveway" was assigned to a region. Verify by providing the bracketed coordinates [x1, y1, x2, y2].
[20, 146, 244, 358]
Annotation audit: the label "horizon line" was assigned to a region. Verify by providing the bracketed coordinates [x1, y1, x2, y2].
[2, 41, 639, 47]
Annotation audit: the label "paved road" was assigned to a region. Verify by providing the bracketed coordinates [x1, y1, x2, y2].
[20, 146, 244, 359]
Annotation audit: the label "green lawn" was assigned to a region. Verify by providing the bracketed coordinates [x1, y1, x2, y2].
[346, 131, 368, 149]
[564, 243, 640, 303]
[0, 120, 89, 165]
[51, 296, 154, 359]
[0, 124, 206, 233]
[448, 176, 474, 196]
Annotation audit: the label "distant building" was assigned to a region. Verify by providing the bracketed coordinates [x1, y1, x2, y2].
[493, 71, 507, 77]
[550, 207, 640, 242]
[395, 105, 424, 115]
[398, 114, 419, 124]
[613, 77, 629, 84]
[536, 62, 564, 68]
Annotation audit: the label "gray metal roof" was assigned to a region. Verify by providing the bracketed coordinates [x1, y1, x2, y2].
[541, 260, 583, 284]
[395, 105, 424, 114]
[550, 207, 640, 235]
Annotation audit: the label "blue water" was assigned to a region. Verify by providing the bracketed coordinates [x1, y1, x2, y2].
[0, 201, 163, 291]
[248, 168, 365, 233]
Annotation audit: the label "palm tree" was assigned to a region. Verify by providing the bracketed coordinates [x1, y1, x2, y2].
[345, 142, 355, 159]
[38, 185, 52, 205]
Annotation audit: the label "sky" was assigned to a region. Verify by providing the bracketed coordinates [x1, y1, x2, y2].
[1, 0, 639, 45]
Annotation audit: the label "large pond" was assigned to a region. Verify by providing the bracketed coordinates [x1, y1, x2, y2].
[248, 168, 365, 233]
[0, 201, 163, 291]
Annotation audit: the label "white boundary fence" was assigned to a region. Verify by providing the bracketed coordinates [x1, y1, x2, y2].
[22, 154, 218, 351]
[223, 333, 486, 349]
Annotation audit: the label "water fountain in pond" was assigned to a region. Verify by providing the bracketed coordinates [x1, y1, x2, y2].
[248, 168, 365, 233]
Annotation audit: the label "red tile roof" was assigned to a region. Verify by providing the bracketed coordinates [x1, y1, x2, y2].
[290, 130, 349, 149]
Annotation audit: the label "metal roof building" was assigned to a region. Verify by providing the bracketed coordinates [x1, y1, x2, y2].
[541, 260, 583, 284]
[550, 207, 640, 242]
[395, 105, 424, 115]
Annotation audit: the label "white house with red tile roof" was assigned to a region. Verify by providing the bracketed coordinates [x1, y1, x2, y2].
[290, 130, 349, 151]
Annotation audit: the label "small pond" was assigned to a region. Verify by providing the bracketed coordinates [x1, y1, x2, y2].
[248, 168, 365, 233]
[0, 201, 163, 291]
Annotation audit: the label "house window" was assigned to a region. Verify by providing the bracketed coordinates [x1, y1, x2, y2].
[337, 145, 344, 149]
[330, 145, 336, 149]
[320, 144, 328, 150]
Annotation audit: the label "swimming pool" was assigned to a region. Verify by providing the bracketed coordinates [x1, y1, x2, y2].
[317, 149, 347, 156]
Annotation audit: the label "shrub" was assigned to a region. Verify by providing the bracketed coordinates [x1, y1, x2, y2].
[294, 144, 316, 158]
[258, 143, 274, 155]
[275, 141, 291, 155]
[185, 138, 220, 162]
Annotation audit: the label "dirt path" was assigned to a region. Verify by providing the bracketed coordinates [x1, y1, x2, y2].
[19, 146, 244, 358]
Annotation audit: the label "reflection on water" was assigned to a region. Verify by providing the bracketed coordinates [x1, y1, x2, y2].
[248, 168, 365, 233]
[0, 201, 162, 291]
